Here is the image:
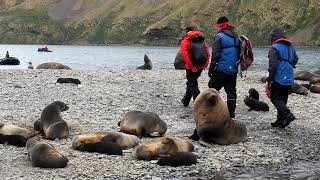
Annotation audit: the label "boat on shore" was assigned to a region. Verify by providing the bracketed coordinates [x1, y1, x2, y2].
[37, 48, 52, 52]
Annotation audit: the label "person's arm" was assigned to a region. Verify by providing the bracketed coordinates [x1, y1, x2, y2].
[208, 35, 221, 77]
[267, 47, 278, 81]
[180, 39, 192, 70]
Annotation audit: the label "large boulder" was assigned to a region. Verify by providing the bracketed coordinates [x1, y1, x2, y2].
[36, 62, 71, 70]
[174, 51, 185, 70]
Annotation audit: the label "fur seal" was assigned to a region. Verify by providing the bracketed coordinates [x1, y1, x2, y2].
[34, 101, 69, 140]
[260, 76, 268, 83]
[137, 54, 152, 70]
[310, 83, 320, 94]
[248, 88, 259, 100]
[118, 110, 167, 137]
[189, 88, 247, 145]
[36, 62, 71, 70]
[294, 71, 319, 81]
[0, 123, 35, 147]
[174, 51, 185, 70]
[244, 88, 269, 111]
[310, 76, 320, 85]
[57, 78, 81, 85]
[26, 137, 68, 168]
[289, 83, 309, 95]
[136, 137, 194, 160]
[313, 69, 320, 76]
[157, 152, 197, 167]
[72, 131, 139, 151]
[27, 62, 34, 69]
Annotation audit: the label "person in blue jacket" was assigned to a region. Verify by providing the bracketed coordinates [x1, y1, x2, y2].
[208, 16, 240, 118]
[267, 26, 299, 128]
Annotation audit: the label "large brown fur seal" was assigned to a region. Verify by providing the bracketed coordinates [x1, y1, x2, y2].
[26, 137, 68, 168]
[0, 123, 35, 147]
[137, 54, 152, 70]
[34, 101, 69, 140]
[118, 110, 167, 137]
[72, 131, 139, 151]
[289, 83, 309, 95]
[189, 88, 247, 145]
[136, 137, 194, 160]
[36, 62, 71, 70]
[294, 71, 319, 81]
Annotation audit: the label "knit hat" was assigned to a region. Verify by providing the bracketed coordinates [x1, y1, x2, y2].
[216, 16, 230, 27]
[271, 26, 286, 44]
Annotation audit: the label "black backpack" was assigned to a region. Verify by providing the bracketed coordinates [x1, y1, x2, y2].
[190, 36, 208, 66]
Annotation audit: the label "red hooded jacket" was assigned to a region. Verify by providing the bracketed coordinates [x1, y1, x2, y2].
[180, 31, 211, 70]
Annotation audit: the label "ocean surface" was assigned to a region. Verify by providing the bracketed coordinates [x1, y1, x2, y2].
[0, 44, 319, 71]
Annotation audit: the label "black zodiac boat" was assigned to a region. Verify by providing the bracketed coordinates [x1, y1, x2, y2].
[38, 48, 52, 52]
[0, 57, 20, 65]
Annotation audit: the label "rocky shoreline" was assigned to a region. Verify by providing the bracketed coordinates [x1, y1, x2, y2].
[0, 69, 319, 179]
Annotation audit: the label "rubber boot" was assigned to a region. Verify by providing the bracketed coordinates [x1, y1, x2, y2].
[279, 111, 295, 128]
[181, 93, 192, 107]
[271, 113, 284, 127]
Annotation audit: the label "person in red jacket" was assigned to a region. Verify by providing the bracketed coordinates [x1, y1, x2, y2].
[180, 26, 211, 107]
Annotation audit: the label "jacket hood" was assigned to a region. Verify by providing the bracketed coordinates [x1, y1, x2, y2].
[184, 31, 202, 40]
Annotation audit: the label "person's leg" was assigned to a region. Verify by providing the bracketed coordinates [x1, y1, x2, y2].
[208, 71, 223, 92]
[224, 75, 237, 118]
[182, 70, 193, 107]
[279, 85, 295, 128]
[190, 70, 202, 100]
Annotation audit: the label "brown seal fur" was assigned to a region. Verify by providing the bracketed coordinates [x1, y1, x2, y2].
[136, 137, 194, 160]
[137, 54, 152, 70]
[189, 88, 247, 145]
[294, 71, 319, 81]
[310, 83, 320, 94]
[34, 101, 69, 140]
[0, 123, 35, 147]
[36, 62, 71, 70]
[310, 76, 320, 85]
[26, 137, 68, 168]
[72, 131, 139, 150]
[118, 110, 167, 137]
[290, 83, 309, 95]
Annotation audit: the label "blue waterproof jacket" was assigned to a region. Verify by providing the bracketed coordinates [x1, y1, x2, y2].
[272, 42, 296, 85]
[216, 32, 240, 75]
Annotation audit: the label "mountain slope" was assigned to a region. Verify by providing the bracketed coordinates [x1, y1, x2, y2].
[0, 0, 319, 46]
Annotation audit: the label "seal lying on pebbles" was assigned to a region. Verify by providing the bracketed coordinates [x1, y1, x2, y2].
[189, 88, 247, 145]
[72, 131, 139, 151]
[0, 123, 35, 147]
[244, 88, 269, 111]
[136, 137, 194, 160]
[34, 101, 69, 140]
[57, 78, 81, 85]
[157, 152, 197, 167]
[26, 137, 68, 168]
[310, 83, 320, 94]
[36, 62, 71, 70]
[118, 110, 167, 137]
[294, 71, 319, 81]
[137, 54, 152, 70]
[310, 76, 320, 85]
[289, 83, 309, 95]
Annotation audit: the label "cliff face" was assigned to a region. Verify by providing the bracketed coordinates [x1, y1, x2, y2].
[0, 0, 319, 46]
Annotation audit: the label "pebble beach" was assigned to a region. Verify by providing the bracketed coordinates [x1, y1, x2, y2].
[0, 69, 319, 179]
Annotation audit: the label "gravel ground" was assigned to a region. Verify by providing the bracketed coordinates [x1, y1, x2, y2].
[0, 69, 319, 180]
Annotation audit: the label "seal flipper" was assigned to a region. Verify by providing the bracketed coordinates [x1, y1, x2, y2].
[188, 129, 200, 141]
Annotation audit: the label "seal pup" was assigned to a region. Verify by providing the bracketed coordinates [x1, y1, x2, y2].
[26, 137, 68, 168]
[244, 88, 269, 111]
[36, 62, 71, 70]
[289, 83, 309, 95]
[27, 62, 34, 69]
[189, 88, 247, 145]
[136, 137, 194, 160]
[72, 131, 139, 150]
[137, 54, 152, 70]
[310, 83, 320, 94]
[0, 123, 35, 147]
[157, 152, 197, 167]
[118, 110, 167, 137]
[34, 101, 69, 140]
[294, 71, 319, 81]
[57, 78, 81, 85]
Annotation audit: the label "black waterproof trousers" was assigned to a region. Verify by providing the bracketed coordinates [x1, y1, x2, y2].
[270, 82, 292, 115]
[185, 70, 202, 100]
[208, 70, 237, 118]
